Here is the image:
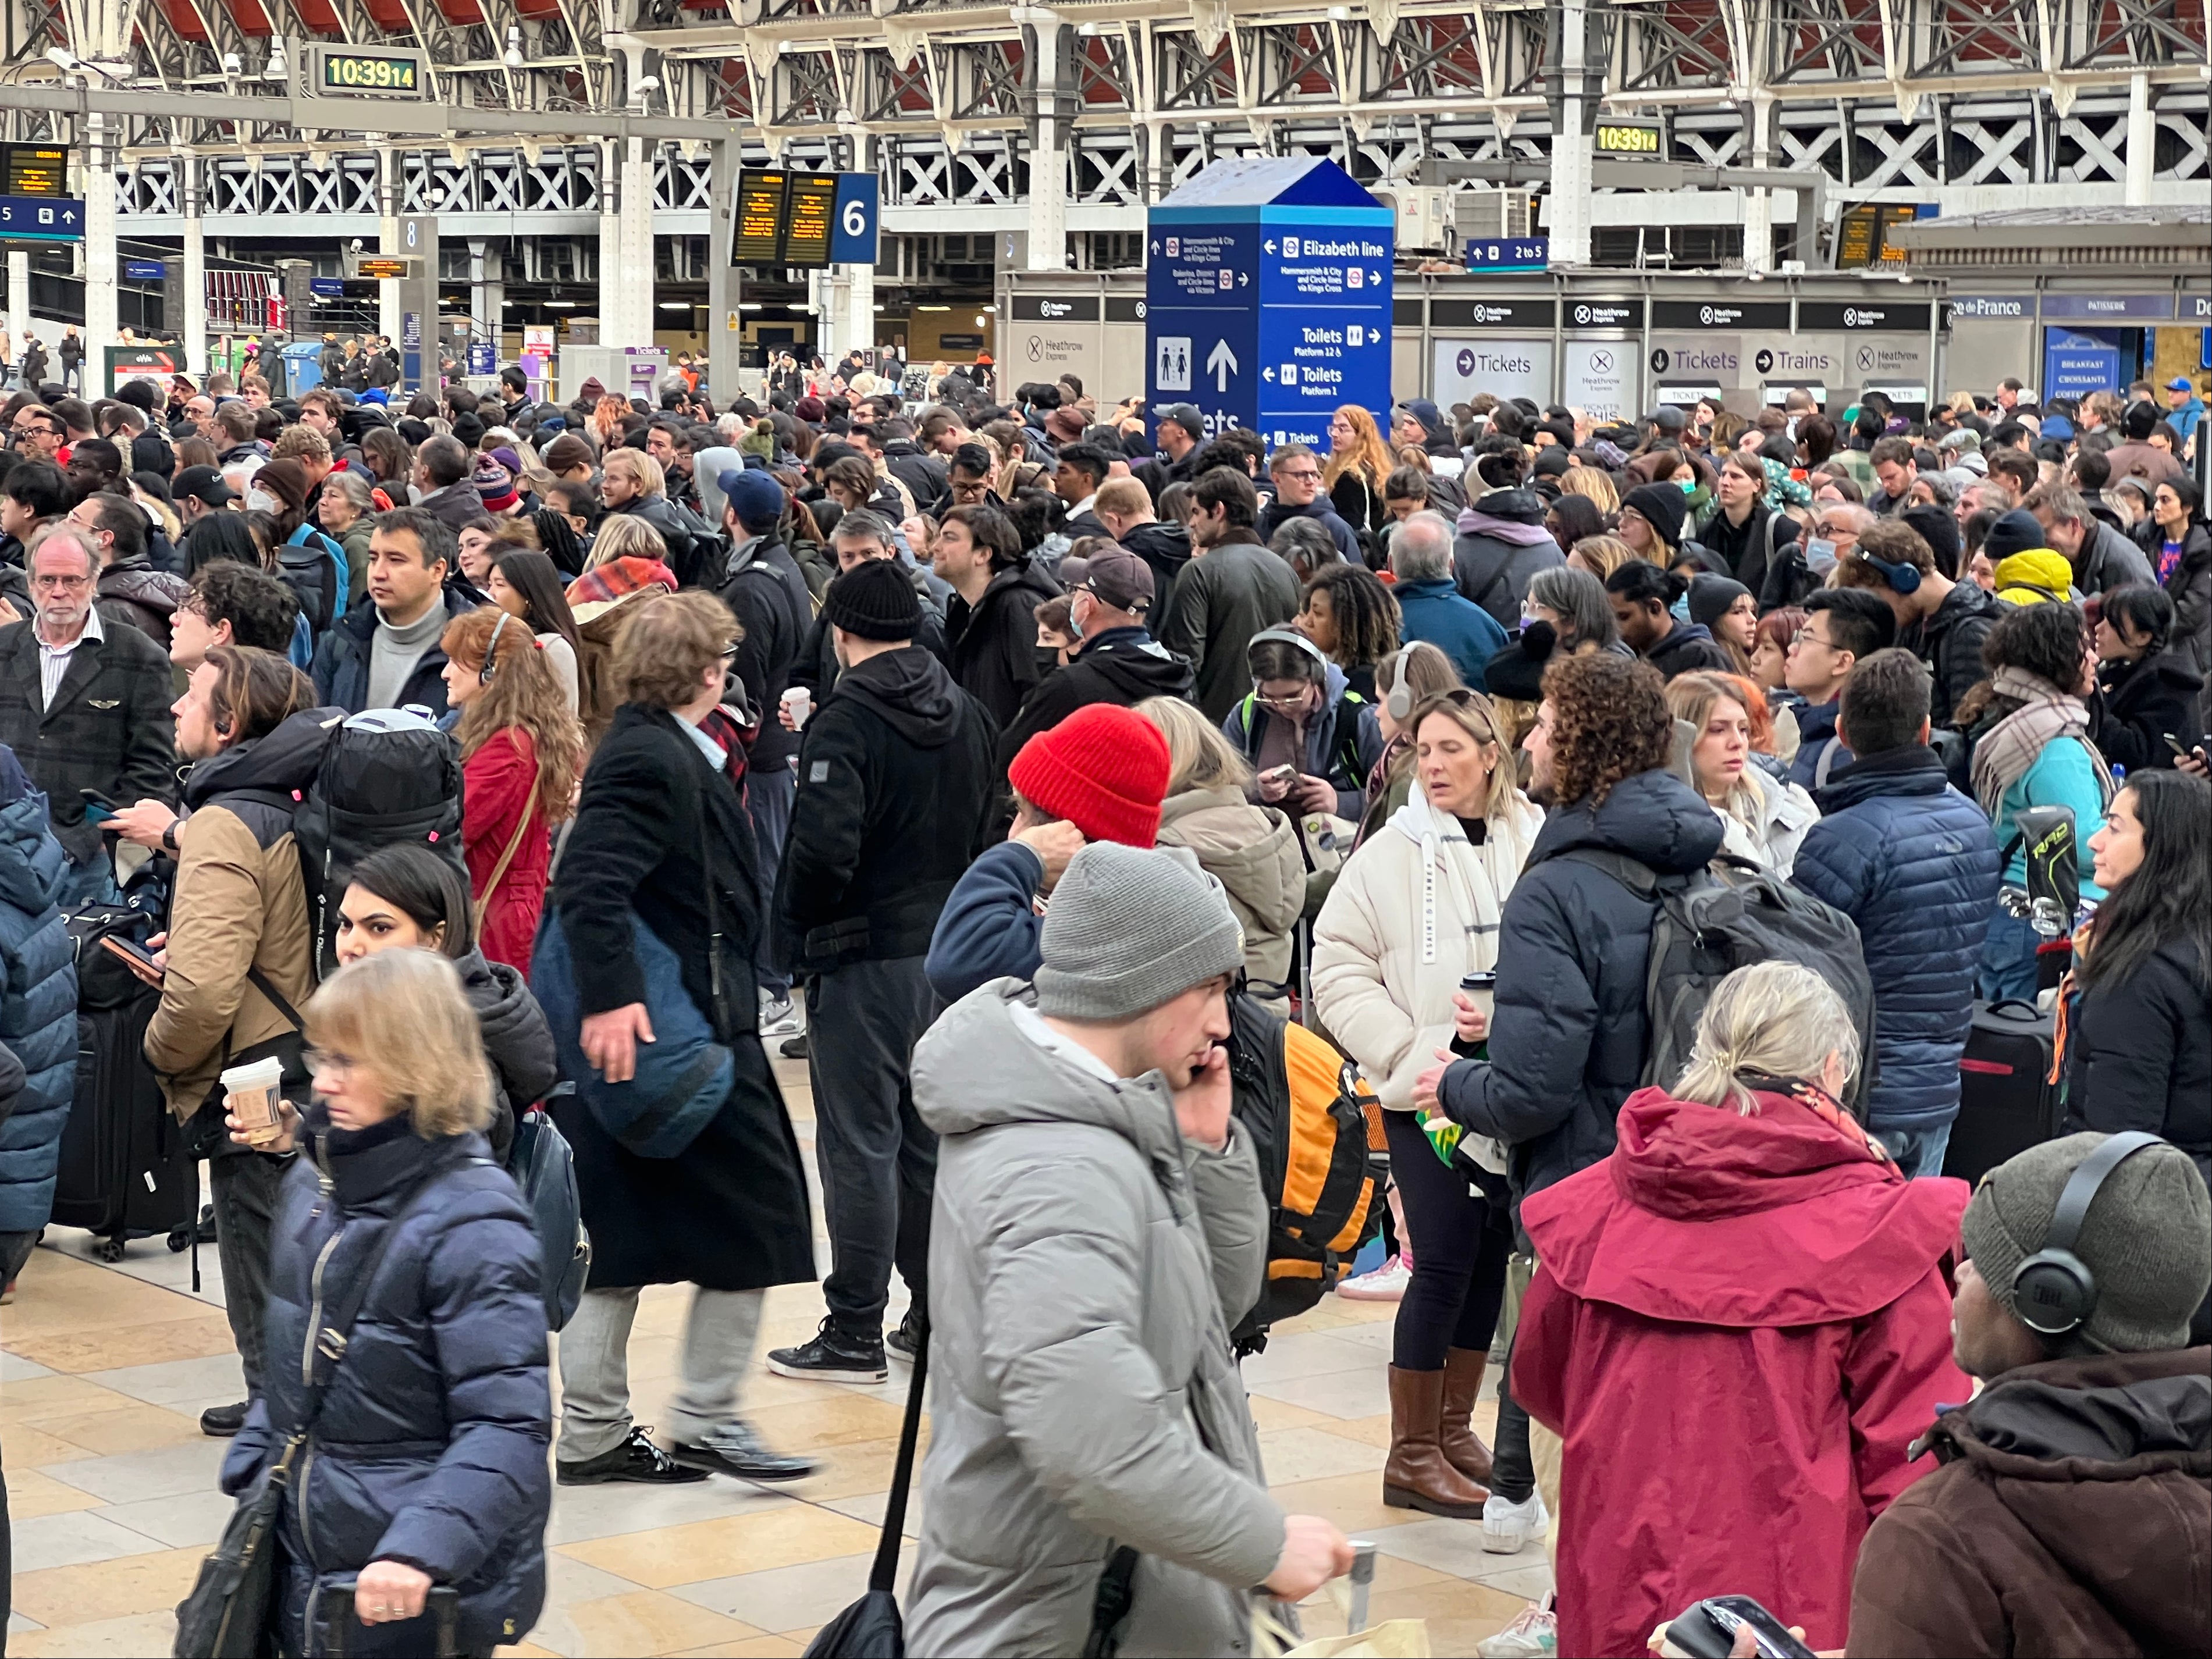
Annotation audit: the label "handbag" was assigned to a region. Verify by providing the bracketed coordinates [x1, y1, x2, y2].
[507, 1088, 591, 1331]
[805, 1315, 930, 1658]
[173, 1175, 442, 1658]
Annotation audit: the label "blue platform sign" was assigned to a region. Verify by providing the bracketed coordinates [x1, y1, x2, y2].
[1465, 236, 1548, 273]
[310, 277, 346, 298]
[830, 172, 879, 266]
[123, 259, 167, 282]
[0, 195, 84, 242]
[1147, 158, 1393, 450]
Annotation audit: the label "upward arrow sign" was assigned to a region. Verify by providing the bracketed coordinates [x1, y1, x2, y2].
[1205, 339, 1238, 392]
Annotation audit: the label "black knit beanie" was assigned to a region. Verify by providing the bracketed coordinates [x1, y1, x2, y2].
[825, 558, 921, 641]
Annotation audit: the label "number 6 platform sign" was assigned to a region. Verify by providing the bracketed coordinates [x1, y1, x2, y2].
[831, 174, 879, 266]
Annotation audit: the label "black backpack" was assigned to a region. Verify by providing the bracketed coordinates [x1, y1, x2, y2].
[1557, 848, 1879, 1112]
[276, 525, 343, 634]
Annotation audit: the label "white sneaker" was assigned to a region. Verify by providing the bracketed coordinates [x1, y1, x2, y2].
[1475, 1595, 1556, 1657]
[1481, 1489, 1550, 1554]
[759, 997, 805, 1039]
[1334, 1252, 1411, 1301]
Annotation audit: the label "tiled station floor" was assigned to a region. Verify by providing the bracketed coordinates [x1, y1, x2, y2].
[2, 1053, 1550, 1657]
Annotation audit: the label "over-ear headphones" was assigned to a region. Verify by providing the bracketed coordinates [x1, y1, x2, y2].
[2009, 1130, 2163, 1337]
[1854, 547, 1922, 595]
[480, 611, 512, 685]
[1384, 643, 1418, 722]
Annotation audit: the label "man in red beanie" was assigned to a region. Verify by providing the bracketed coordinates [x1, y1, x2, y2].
[924, 703, 1171, 1004]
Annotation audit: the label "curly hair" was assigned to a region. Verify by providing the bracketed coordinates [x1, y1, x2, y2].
[1541, 652, 1673, 809]
[1954, 600, 2088, 729]
[1303, 563, 1400, 671]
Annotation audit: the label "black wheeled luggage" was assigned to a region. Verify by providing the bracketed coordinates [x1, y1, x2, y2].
[1941, 998, 2060, 1186]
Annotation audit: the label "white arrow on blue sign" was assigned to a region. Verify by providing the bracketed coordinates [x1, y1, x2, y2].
[1206, 338, 1239, 392]
[0, 195, 88, 242]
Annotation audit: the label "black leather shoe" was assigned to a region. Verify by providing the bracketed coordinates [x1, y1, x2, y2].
[200, 1400, 250, 1437]
[779, 1031, 810, 1060]
[556, 1425, 710, 1486]
[668, 1419, 820, 1484]
[768, 1318, 887, 1384]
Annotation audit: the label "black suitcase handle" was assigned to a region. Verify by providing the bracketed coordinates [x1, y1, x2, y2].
[1982, 998, 2046, 1024]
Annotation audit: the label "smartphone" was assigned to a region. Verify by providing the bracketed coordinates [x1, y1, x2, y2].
[1263, 763, 1300, 786]
[1663, 1596, 1817, 1659]
[101, 935, 163, 980]
[79, 787, 118, 825]
[2165, 734, 2188, 756]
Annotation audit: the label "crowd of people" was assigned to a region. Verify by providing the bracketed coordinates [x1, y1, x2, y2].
[0, 350, 2204, 1659]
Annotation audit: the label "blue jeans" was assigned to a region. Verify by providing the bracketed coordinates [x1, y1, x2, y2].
[1977, 903, 2043, 1003]
[1880, 1120, 1955, 1180]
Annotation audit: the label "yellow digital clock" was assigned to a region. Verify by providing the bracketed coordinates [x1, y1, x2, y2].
[1594, 122, 1663, 156]
[316, 50, 424, 96]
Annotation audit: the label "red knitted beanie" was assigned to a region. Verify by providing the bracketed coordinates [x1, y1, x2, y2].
[1008, 703, 1170, 846]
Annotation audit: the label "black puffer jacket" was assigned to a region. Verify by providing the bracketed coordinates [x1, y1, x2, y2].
[1438, 768, 1725, 1204]
[995, 626, 1197, 772]
[773, 646, 1000, 974]
[944, 562, 1063, 730]
[96, 557, 191, 651]
[2092, 650, 2204, 774]
[457, 947, 558, 1166]
[1121, 520, 1193, 602]
[2061, 938, 2212, 1202]
[883, 440, 949, 517]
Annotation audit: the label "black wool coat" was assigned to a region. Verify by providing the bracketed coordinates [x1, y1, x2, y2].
[549, 702, 814, 1292]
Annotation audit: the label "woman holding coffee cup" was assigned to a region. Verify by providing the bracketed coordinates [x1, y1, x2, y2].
[216, 948, 550, 1656]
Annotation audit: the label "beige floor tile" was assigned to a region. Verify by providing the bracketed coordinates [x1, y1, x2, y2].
[20, 1403, 204, 1457]
[558, 1505, 879, 1589]
[668, 1550, 902, 1631]
[1326, 1412, 1393, 1449]
[545, 1590, 765, 1657]
[0, 1424, 93, 1468]
[1249, 1365, 1392, 1421]
[1246, 1394, 1333, 1431]
[1265, 1472, 1421, 1534]
[6, 1611, 180, 1658]
[0, 1258, 208, 1336]
[6, 1314, 240, 1375]
[0, 1375, 139, 1422]
[8, 1546, 207, 1626]
[493, 1644, 562, 1658]
[1362, 1578, 1528, 1651]
[1373, 1516, 1517, 1580]
[9, 1509, 168, 1572]
[781, 1433, 928, 1501]
[670, 1639, 805, 1659]
[746, 1393, 907, 1449]
[3, 1465, 107, 1519]
[1237, 1331, 1379, 1385]
[1254, 1425, 1389, 1484]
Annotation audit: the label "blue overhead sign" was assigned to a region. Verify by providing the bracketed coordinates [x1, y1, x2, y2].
[0, 195, 84, 242]
[830, 172, 879, 265]
[310, 277, 346, 298]
[2044, 327, 2124, 399]
[1147, 157, 1393, 451]
[1465, 236, 1549, 273]
[123, 259, 166, 282]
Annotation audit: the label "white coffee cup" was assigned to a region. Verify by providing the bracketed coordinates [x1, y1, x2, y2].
[781, 686, 813, 729]
[219, 1055, 286, 1144]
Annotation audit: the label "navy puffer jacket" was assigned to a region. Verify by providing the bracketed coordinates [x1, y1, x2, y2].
[1438, 768, 1724, 1204]
[0, 778, 79, 1235]
[1792, 746, 2002, 1138]
[220, 1109, 550, 1657]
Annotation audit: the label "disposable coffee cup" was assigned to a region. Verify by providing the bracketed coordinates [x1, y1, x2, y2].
[220, 1056, 286, 1145]
[781, 686, 813, 728]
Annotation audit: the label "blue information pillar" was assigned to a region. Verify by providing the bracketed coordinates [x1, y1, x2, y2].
[1147, 158, 1395, 450]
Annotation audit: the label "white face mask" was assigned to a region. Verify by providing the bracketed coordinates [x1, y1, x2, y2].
[245, 487, 277, 514]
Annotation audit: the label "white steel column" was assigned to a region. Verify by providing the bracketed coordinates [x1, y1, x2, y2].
[7, 251, 27, 362]
[82, 116, 119, 358]
[182, 156, 207, 375]
[2124, 73, 2154, 207]
[620, 137, 654, 347]
[1548, 0, 1595, 268]
[1024, 12, 1068, 270]
[1742, 95, 1775, 275]
[377, 148, 403, 346]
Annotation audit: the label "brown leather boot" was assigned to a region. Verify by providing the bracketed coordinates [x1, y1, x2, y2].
[1439, 1347, 1495, 1486]
[1382, 1365, 1490, 1517]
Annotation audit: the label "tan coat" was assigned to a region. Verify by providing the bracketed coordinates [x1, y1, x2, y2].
[145, 802, 314, 1122]
[1155, 786, 1304, 990]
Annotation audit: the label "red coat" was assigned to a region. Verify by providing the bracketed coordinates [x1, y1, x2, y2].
[463, 727, 552, 978]
[1512, 1088, 1971, 1659]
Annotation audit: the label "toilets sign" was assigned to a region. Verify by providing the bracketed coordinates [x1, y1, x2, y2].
[1147, 157, 1393, 449]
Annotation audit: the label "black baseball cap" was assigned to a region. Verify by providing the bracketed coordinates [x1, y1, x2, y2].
[173, 465, 237, 508]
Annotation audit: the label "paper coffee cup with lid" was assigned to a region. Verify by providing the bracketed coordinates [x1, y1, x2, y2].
[220, 1056, 287, 1145]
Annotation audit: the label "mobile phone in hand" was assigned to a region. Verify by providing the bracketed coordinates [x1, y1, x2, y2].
[101, 935, 164, 981]
[79, 786, 118, 825]
[1663, 1596, 1816, 1659]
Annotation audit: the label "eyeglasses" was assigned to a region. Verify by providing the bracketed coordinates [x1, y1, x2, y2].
[1278, 468, 1322, 483]
[304, 1048, 359, 1078]
[1790, 626, 1831, 649]
[1254, 689, 1312, 710]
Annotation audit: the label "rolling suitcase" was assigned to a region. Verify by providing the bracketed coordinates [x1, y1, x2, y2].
[51, 904, 198, 1259]
[1941, 998, 2060, 1187]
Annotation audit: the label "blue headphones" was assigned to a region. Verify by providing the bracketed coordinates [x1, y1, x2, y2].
[1853, 547, 1922, 595]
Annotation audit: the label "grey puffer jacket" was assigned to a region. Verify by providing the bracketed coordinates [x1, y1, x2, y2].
[909, 982, 1284, 1659]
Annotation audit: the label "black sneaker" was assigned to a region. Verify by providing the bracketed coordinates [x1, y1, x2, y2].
[556, 1425, 710, 1486]
[779, 1031, 810, 1060]
[667, 1419, 820, 1483]
[200, 1400, 250, 1437]
[767, 1318, 887, 1384]
[884, 1309, 924, 1362]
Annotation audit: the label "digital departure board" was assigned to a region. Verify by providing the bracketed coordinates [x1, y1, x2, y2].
[782, 174, 837, 267]
[732, 170, 788, 266]
[1, 146, 67, 200]
[730, 170, 840, 269]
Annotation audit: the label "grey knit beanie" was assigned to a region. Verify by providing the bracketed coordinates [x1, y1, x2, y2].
[1034, 843, 1244, 1021]
[1960, 1131, 2212, 1354]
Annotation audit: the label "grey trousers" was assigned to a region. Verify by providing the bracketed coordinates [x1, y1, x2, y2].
[805, 955, 939, 1337]
[748, 763, 797, 1002]
[211, 1152, 287, 1400]
[557, 1283, 764, 1462]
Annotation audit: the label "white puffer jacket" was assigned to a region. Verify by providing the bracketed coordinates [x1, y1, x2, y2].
[1311, 782, 1541, 1119]
[1715, 763, 1820, 878]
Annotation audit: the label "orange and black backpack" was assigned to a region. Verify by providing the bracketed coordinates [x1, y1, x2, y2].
[1225, 992, 1386, 1354]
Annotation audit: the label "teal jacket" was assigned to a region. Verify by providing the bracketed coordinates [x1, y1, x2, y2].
[1994, 734, 2110, 898]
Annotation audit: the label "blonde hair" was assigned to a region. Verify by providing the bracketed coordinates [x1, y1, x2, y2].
[1665, 672, 1763, 827]
[1672, 962, 1860, 1115]
[586, 512, 670, 572]
[1569, 533, 1638, 581]
[1406, 688, 1521, 822]
[602, 447, 666, 499]
[305, 950, 493, 1138]
[1137, 695, 1253, 794]
[614, 589, 735, 710]
[1559, 466, 1620, 516]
